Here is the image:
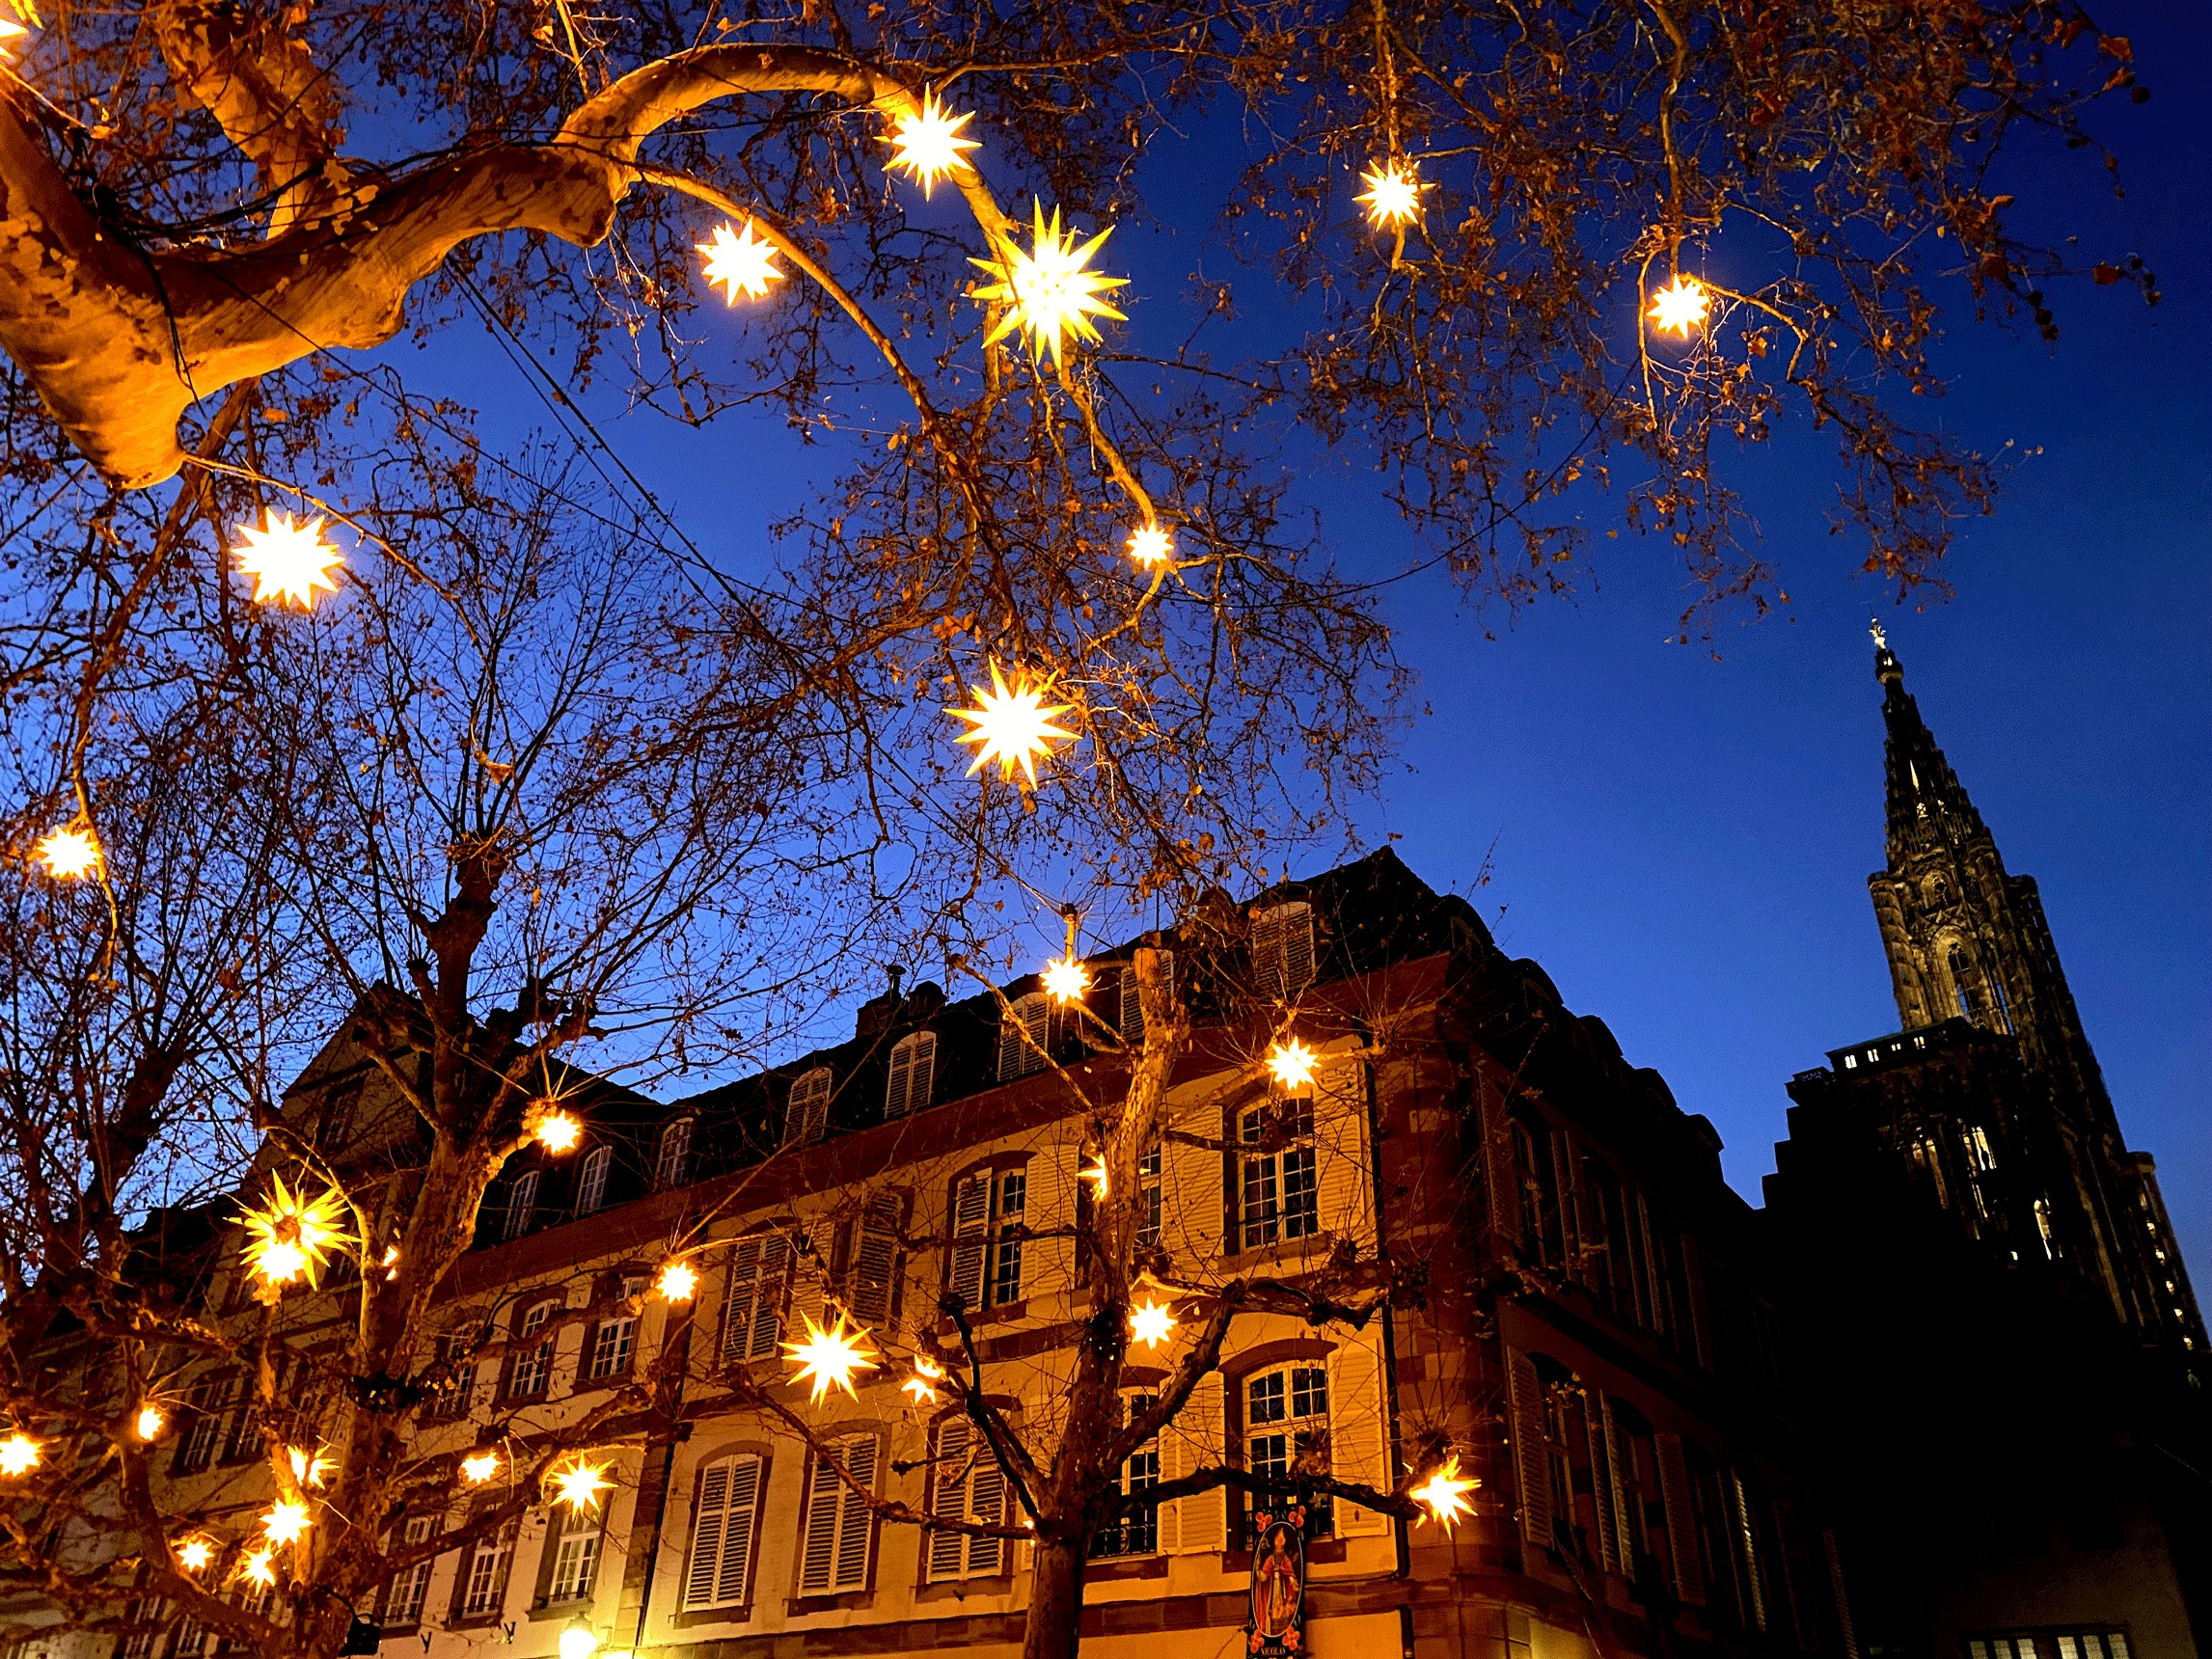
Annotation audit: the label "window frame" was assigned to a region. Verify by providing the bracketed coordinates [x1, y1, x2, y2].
[575, 1145, 613, 1216]
[1090, 1392, 1161, 1560]
[944, 1164, 1028, 1313]
[1237, 1096, 1319, 1252]
[1241, 1362, 1333, 1541]
[505, 1168, 540, 1240]
[924, 1416, 1009, 1583]
[796, 1432, 879, 1597]
[504, 1297, 561, 1401]
[655, 1118, 695, 1190]
[884, 1030, 938, 1119]
[382, 1514, 437, 1628]
[781, 1067, 834, 1149]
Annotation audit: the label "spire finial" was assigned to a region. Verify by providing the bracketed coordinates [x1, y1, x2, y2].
[1870, 617, 1887, 651]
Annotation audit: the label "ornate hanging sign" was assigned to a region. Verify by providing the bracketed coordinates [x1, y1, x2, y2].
[1246, 1505, 1308, 1656]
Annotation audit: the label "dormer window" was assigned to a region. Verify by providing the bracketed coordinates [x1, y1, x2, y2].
[997, 993, 1051, 1082]
[576, 1146, 612, 1215]
[505, 1170, 540, 1240]
[1250, 901, 1316, 1002]
[885, 1031, 937, 1119]
[1118, 953, 1174, 1042]
[782, 1068, 834, 1149]
[655, 1119, 694, 1190]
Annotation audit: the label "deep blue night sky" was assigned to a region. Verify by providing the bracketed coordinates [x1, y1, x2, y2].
[405, 8, 2209, 1267]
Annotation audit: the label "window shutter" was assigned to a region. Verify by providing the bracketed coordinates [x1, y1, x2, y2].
[1161, 1103, 1219, 1265]
[783, 1069, 833, 1148]
[927, 1419, 972, 1582]
[720, 1235, 789, 1366]
[788, 1250, 828, 1336]
[1313, 1077, 1370, 1247]
[886, 1033, 937, 1120]
[1655, 1432, 1706, 1604]
[1506, 1349, 1552, 1550]
[1251, 903, 1315, 1001]
[1328, 1335, 1391, 1537]
[1281, 908, 1315, 998]
[1822, 1529, 1858, 1659]
[968, 1452, 1006, 1576]
[1586, 1396, 1620, 1573]
[1119, 965, 1143, 1042]
[998, 996, 1050, 1081]
[798, 1446, 843, 1593]
[997, 1007, 1025, 1082]
[1482, 1082, 1523, 1256]
[1728, 1468, 1767, 1631]
[715, 1456, 760, 1604]
[845, 1195, 901, 1325]
[1601, 1398, 1636, 1576]
[684, 1456, 761, 1611]
[833, 1436, 877, 1591]
[1023, 1140, 1075, 1300]
[1163, 1371, 1226, 1554]
[946, 1176, 990, 1309]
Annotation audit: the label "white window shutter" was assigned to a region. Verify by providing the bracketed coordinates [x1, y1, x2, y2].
[1164, 1371, 1226, 1554]
[1586, 1396, 1620, 1573]
[846, 1195, 901, 1325]
[927, 1419, 972, 1582]
[1118, 965, 1142, 1042]
[682, 1460, 731, 1609]
[1506, 1348, 1552, 1550]
[1161, 1105, 1220, 1265]
[967, 1454, 1006, 1577]
[996, 1007, 1025, 1082]
[1313, 1080, 1370, 1247]
[833, 1436, 877, 1591]
[1327, 1336, 1391, 1537]
[1655, 1432, 1706, 1604]
[783, 1069, 833, 1148]
[946, 1176, 989, 1309]
[720, 1235, 789, 1365]
[798, 1446, 843, 1593]
[717, 1455, 760, 1603]
[887, 1033, 937, 1119]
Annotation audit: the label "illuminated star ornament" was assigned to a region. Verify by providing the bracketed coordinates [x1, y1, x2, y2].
[535, 1110, 582, 1154]
[781, 1312, 879, 1404]
[136, 1405, 165, 1440]
[698, 220, 784, 303]
[176, 1537, 214, 1572]
[0, 1433, 41, 1476]
[1079, 1156, 1109, 1199]
[1646, 274, 1712, 339]
[550, 1458, 614, 1513]
[969, 201, 1129, 367]
[233, 511, 344, 610]
[0, 15, 27, 58]
[237, 1549, 276, 1588]
[884, 92, 979, 198]
[1267, 1038, 1319, 1091]
[260, 1499, 312, 1546]
[1042, 956, 1090, 1004]
[1126, 524, 1174, 568]
[461, 1450, 501, 1484]
[1356, 161, 1426, 230]
[901, 1355, 945, 1406]
[1411, 1454, 1481, 1531]
[949, 662, 1076, 785]
[655, 1261, 698, 1302]
[35, 825, 100, 881]
[240, 1171, 354, 1291]
[1129, 1300, 1177, 1348]
[287, 1446, 333, 1488]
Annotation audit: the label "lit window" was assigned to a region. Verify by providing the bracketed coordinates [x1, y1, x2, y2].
[2034, 1197, 2060, 1260]
[505, 1169, 540, 1240]
[655, 1119, 694, 1190]
[683, 1454, 763, 1610]
[925, 1417, 1007, 1581]
[797, 1434, 878, 1594]
[1964, 1127, 1997, 1172]
[385, 1515, 435, 1623]
[458, 1524, 514, 1618]
[946, 1168, 1025, 1311]
[997, 993, 1051, 1082]
[587, 1279, 644, 1381]
[1249, 902, 1316, 1002]
[506, 1298, 560, 1399]
[546, 1508, 602, 1603]
[1240, 1099, 1318, 1251]
[1091, 1393, 1160, 1558]
[885, 1030, 937, 1118]
[782, 1068, 833, 1149]
[1245, 1366, 1331, 1538]
[576, 1146, 612, 1215]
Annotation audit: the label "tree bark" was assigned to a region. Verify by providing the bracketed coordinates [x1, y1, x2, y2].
[1022, 1531, 1089, 1659]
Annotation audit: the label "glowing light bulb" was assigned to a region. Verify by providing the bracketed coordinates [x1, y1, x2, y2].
[1646, 275, 1712, 339]
[136, 1405, 165, 1440]
[884, 93, 980, 198]
[550, 1458, 614, 1513]
[535, 1111, 582, 1154]
[780, 1312, 879, 1404]
[0, 1434, 41, 1476]
[559, 1621, 600, 1659]
[1129, 1300, 1177, 1348]
[232, 511, 344, 609]
[35, 826, 100, 881]
[698, 220, 784, 303]
[969, 201, 1129, 366]
[1042, 956, 1090, 1004]
[1079, 1157, 1109, 1199]
[1126, 524, 1174, 567]
[260, 1499, 311, 1546]
[240, 1172, 353, 1291]
[655, 1261, 698, 1302]
[1267, 1038, 1318, 1091]
[461, 1450, 500, 1483]
[948, 662, 1076, 785]
[1411, 1454, 1481, 1530]
[177, 1537, 214, 1572]
[1356, 161, 1426, 229]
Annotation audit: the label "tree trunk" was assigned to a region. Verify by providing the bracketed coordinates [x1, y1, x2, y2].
[1021, 1530, 1088, 1659]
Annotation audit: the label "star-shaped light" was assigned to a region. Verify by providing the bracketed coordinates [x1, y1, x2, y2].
[1647, 275, 1712, 339]
[461, 1450, 501, 1484]
[884, 93, 979, 198]
[0, 1433, 40, 1476]
[1079, 1156, 1109, 1199]
[1411, 1454, 1481, 1531]
[381, 1244, 401, 1280]
[1042, 956, 1090, 1004]
[287, 1446, 332, 1488]
[949, 662, 1076, 785]
[260, 1499, 312, 1546]
[237, 1548, 276, 1588]
[1129, 1300, 1177, 1348]
[655, 1261, 697, 1302]
[550, 1458, 614, 1513]
[1267, 1038, 1319, 1091]
[1356, 161, 1426, 230]
[535, 1110, 582, 1154]
[240, 1172, 354, 1291]
[35, 825, 100, 881]
[780, 1312, 879, 1404]
[969, 201, 1129, 366]
[698, 220, 784, 303]
[176, 1537, 214, 1572]
[1126, 524, 1174, 567]
[136, 1405, 166, 1441]
[901, 1354, 945, 1406]
[232, 511, 344, 610]
[0, 17, 26, 58]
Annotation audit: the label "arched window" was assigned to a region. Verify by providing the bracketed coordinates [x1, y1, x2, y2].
[1244, 1364, 1331, 1539]
[1250, 902, 1317, 1002]
[885, 1031, 937, 1118]
[781, 1067, 834, 1149]
[504, 1298, 560, 1400]
[997, 993, 1051, 1082]
[504, 1170, 539, 1240]
[655, 1118, 694, 1190]
[1949, 945, 1979, 1021]
[575, 1146, 612, 1216]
